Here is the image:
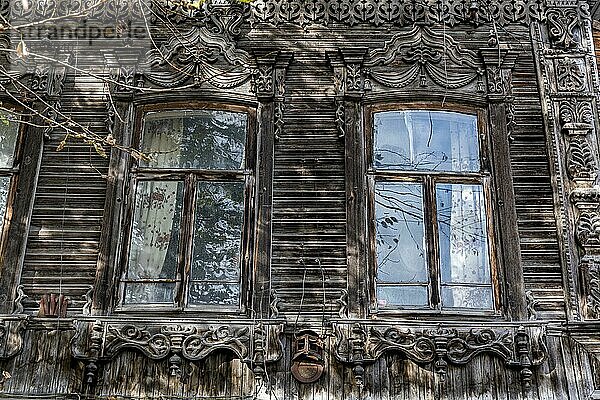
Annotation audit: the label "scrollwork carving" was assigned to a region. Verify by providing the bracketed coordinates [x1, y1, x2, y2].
[333, 323, 547, 389]
[11, 285, 27, 315]
[139, 26, 253, 89]
[71, 320, 284, 376]
[546, 7, 581, 49]
[364, 26, 484, 92]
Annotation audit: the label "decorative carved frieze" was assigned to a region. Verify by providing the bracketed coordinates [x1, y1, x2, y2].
[0, 316, 27, 360]
[72, 319, 284, 386]
[247, 0, 547, 28]
[333, 322, 547, 389]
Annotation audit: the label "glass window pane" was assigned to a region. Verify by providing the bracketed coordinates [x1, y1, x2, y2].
[441, 286, 493, 309]
[374, 110, 479, 172]
[140, 110, 247, 170]
[437, 183, 491, 289]
[125, 180, 183, 304]
[189, 181, 244, 306]
[377, 285, 429, 307]
[0, 113, 19, 168]
[124, 282, 176, 304]
[188, 282, 240, 306]
[375, 182, 427, 284]
[0, 177, 9, 233]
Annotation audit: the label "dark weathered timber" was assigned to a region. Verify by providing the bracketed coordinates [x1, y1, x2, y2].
[488, 101, 527, 320]
[0, 116, 44, 314]
[0, 1, 599, 399]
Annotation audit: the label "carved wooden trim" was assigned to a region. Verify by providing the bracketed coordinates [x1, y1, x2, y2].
[532, 0, 600, 320]
[72, 319, 284, 390]
[0, 316, 27, 360]
[364, 26, 484, 92]
[332, 322, 547, 390]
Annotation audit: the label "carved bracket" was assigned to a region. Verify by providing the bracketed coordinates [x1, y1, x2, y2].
[333, 323, 547, 390]
[72, 319, 284, 387]
[0, 316, 27, 360]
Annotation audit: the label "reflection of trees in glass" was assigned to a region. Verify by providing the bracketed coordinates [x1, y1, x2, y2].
[141, 110, 247, 170]
[374, 110, 479, 172]
[122, 109, 248, 308]
[124, 181, 183, 304]
[190, 181, 243, 305]
[373, 109, 492, 310]
[0, 113, 19, 169]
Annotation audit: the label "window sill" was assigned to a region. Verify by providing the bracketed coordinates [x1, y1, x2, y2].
[369, 307, 504, 321]
[112, 304, 247, 318]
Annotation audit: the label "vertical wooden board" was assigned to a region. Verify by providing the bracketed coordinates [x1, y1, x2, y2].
[575, 346, 595, 398]
[372, 356, 389, 400]
[547, 336, 573, 399]
[560, 337, 584, 400]
[327, 335, 344, 400]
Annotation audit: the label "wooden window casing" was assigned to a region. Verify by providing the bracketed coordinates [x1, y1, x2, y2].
[365, 103, 501, 316]
[115, 102, 257, 313]
[0, 111, 23, 244]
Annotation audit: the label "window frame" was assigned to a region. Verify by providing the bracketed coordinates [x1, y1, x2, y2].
[114, 101, 257, 314]
[365, 102, 502, 316]
[0, 105, 45, 315]
[0, 111, 25, 243]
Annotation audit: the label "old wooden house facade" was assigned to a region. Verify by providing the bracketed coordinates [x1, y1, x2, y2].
[1, 0, 600, 398]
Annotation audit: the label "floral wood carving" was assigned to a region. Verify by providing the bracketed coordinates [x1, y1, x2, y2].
[559, 99, 596, 181]
[363, 26, 484, 91]
[72, 320, 284, 387]
[546, 7, 581, 49]
[572, 188, 600, 249]
[578, 256, 600, 317]
[575, 210, 600, 248]
[333, 323, 547, 389]
[555, 57, 586, 92]
[247, 0, 546, 28]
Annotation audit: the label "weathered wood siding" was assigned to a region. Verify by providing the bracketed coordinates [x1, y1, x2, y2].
[0, 1, 599, 399]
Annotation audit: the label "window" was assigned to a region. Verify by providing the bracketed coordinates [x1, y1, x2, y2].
[369, 107, 495, 311]
[0, 111, 21, 238]
[118, 105, 254, 311]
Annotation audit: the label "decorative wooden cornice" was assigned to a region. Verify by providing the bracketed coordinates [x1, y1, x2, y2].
[4, 0, 591, 30]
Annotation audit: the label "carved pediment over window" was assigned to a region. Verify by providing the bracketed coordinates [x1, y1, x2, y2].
[138, 26, 254, 89]
[363, 26, 484, 92]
